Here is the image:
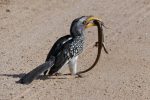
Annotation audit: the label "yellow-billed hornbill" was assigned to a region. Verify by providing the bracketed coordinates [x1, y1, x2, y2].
[19, 16, 101, 84]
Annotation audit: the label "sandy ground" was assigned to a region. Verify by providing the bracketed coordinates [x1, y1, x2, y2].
[0, 0, 150, 100]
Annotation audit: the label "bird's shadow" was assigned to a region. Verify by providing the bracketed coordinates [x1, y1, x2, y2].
[0, 73, 26, 78]
[0, 73, 72, 82]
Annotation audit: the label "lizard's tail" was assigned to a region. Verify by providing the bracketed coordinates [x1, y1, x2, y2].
[19, 56, 55, 84]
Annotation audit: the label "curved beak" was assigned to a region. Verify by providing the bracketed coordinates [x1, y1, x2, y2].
[85, 16, 102, 28]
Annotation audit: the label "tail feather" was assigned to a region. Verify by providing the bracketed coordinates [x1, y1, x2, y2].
[19, 56, 55, 84]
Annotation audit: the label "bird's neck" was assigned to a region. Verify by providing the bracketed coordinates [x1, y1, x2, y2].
[71, 31, 84, 38]
[73, 35, 84, 40]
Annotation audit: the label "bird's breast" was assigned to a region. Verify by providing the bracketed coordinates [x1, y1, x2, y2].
[69, 37, 84, 57]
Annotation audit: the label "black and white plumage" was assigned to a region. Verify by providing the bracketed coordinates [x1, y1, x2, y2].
[19, 16, 100, 84]
[44, 16, 86, 76]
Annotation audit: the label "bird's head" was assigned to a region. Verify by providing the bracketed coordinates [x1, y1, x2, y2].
[70, 16, 102, 37]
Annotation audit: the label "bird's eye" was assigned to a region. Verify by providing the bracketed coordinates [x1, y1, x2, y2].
[82, 21, 86, 24]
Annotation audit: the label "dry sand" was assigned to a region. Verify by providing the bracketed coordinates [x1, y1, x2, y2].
[0, 0, 150, 100]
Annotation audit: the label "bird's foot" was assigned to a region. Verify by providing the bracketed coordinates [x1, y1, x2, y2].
[63, 73, 84, 79]
[75, 73, 83, 78]
[54, 72, 63, 76]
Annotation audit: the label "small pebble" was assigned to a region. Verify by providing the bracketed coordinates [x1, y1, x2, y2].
[6, 9, 10, 12]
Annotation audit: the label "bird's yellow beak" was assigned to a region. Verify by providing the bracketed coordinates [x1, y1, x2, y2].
[85, 16, 102, 28]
